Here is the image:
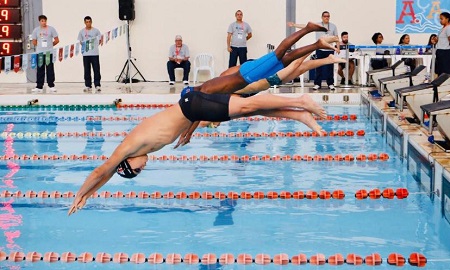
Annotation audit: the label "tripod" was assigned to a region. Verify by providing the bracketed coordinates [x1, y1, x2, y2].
[117, 20, 147, 85]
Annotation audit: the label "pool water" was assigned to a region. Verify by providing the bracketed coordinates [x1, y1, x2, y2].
[1, 105, 450, 269]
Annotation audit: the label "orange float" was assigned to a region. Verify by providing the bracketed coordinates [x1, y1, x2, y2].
[201, 253, 217, 265]
[396, 188, 409, 199]
[184, 253, 199, 264]
[328, 253, 344, 265]
[408, 252, 427, 267]
[96, 252, 111, 263]
[369, 189, 381, 199]
[382, 188, 395, 199]
[291, 253, 307, 265]
[26, 252, 42, 262]
[365, 253, 382, 266]
[355, 189, 368, 199]
[219, 254, 235, 265]
[346, 253, 363, 265]
[130, 253, 146, 264]
[387, 253, 405, 266]
[237, 254, 253, 264]
[255, 254, 271, 265]
[332, 190, 345, 199]
[165, 253, 181, 264]
[147, 253, 163, 264]
[310, 253, 326, 265]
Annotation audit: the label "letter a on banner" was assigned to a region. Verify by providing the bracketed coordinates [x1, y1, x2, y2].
[13, 55, 21, 73]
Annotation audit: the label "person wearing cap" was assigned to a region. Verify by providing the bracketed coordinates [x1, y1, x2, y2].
[167, 35, 191, 85]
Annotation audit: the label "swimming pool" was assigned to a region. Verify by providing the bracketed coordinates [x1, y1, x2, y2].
[1, 103, 450, 269]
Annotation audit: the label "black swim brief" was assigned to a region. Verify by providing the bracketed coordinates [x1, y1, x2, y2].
[179, 91, 231, 122]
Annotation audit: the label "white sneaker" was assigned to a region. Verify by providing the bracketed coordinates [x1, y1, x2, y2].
[169, 81, 175, 85]
[83, 87, 92, 93]
[328, 85, 336, 91]
[183, 80, 189, 85]
[48, 87, 57, 93]
[31, 88, 43, 93]
[312, 85, 320, 90]
[95, 86, 101, 92]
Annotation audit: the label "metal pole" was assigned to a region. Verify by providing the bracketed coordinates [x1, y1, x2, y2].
[430, 44, 436, 79]
[344, 44, 349, 86]
[126, 20, 132, 91]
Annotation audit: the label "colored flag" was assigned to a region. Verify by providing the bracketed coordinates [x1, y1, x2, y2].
[21, 54, 28, 70]
[52, 49, 57, 63]
[64, 45, 69, 59]
[13, 55, 21, 73]
[38, 53, 44, 68]
[70, 44, 74, 58]
[4, 56, 11, 74]
[75, 43, 80, 56]
[31, 54, 37, 69]
[58, 47, 63, 62]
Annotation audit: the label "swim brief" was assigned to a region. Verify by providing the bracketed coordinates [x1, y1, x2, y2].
[239, 52, 284, 84]
[179, 91, 231, 122]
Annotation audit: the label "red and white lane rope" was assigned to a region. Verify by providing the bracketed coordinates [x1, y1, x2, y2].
[0, 129, 366, 139]
[0, 251, 428, 267]
[0, 188, 409, 200]
[82, 114, 358, 122]
[0, 153, 389, 162]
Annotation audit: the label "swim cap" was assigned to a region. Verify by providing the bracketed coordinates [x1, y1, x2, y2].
[180, 86, 193, 97]
[116, 159, 138, 179]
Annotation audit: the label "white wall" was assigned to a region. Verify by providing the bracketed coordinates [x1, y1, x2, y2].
[1, 0, 437, 83]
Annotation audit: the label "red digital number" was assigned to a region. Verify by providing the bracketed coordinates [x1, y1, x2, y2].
[0, 0, 20, 8]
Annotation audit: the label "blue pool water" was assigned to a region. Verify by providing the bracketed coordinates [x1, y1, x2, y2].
[1, 105, 450, 269]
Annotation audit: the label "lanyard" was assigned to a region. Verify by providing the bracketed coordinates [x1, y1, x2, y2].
[175, 46, 181, 56]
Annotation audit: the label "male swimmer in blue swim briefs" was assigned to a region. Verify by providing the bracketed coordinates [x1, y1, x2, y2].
[68, 90, 328, 215]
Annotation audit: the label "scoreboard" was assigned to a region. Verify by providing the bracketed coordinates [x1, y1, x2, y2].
[0, 0, 22, 56]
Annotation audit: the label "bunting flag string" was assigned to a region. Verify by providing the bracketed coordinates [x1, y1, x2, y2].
[0, 24, 126, 74]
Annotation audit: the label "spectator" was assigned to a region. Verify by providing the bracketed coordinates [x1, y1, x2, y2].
[435, 12, 450, 76]
[167, 35, 191, 85]
[370, 32, 388, 70]
[78, 16, 103, 93]
[398, 34, 416, 71]
[425, 34, 438, 54]
[227, 10, 252, 67]
[31, 15, 59, 93]
[313, 11, 339, 91]
[337, 31, 355, 85]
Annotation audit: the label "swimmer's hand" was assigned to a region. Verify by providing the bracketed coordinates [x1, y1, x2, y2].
[174, 121, 200, 149]
[68, 196, 87, 216]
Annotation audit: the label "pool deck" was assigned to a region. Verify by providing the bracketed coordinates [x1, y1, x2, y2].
[0, 81, 363, 105]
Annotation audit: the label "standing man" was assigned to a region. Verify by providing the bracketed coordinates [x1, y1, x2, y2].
[31, 15, 59, 93]
[337, 31, 355, 85]
[167, 35, 191, 86]
[78, 16, 103, 93]
[227, 10, 252, 68]
[313, 11, 339, 91]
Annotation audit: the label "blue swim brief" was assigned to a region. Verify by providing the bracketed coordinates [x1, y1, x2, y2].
[239, 52, 284, 84]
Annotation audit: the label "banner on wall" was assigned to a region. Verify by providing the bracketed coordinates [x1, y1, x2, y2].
[396, 0, 449, 33]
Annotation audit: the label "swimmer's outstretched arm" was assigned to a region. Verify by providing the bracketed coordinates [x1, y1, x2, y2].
[68, 144, 133, 215]
[174, 121, 200, 149]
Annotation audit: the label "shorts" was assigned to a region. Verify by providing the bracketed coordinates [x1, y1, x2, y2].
[436, 49, 450, 75]
[239, 52, 284, 84]
[179, 91, 231, 122]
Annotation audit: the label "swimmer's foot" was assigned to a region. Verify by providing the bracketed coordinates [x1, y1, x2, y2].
[318, 36, 339, 51]
[297, 94, 327, 119]
[304, 21, 328, 32]
[296, 111, 324, 135]
[327, 54, 347, 64]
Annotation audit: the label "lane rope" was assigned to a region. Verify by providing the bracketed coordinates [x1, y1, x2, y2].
[0, 130, 366, 139]
[0, 251, 427, 266]
[0, 188, 409, 200]
[0, 153, 389, 162]
[0, 114, 358, 123]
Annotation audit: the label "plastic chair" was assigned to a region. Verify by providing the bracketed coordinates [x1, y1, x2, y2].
[193, 53, 215, 84]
